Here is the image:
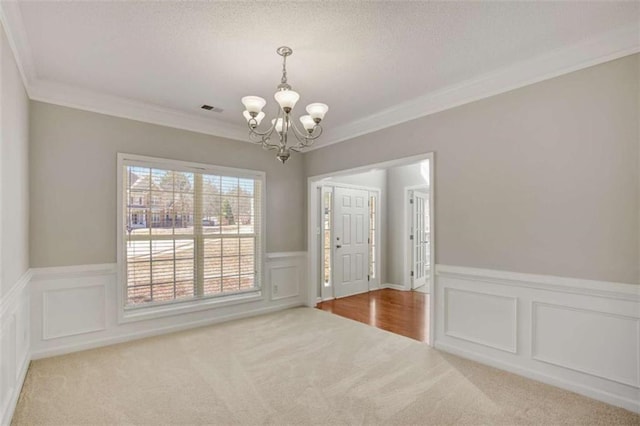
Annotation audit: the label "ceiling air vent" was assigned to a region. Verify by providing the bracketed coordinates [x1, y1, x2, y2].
[201, 104, 223, 113]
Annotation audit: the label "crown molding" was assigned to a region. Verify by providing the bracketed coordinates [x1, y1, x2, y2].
[0, 0, 36, 92]
[2, 1, 638, 150]
[308, 23, 640, 151]
[29, 79, 248, 142]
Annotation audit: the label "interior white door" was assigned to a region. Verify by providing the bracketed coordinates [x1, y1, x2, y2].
[412, 191, 430, 289]
[333, 187, 370, 298]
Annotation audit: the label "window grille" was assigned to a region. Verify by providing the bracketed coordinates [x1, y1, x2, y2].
[121, 157, 263, 308]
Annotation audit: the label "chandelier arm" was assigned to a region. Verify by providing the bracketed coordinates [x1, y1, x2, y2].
[289, 134, 318, 152]
[290, 123, 323, 148]
[262, 141, 280, 150]
[248, 131, 266, 144]
[247, 119, 276, 138]
[257, 134, 280, 151]
[289, 119, 321, 148]
[289, 119, 310, 140]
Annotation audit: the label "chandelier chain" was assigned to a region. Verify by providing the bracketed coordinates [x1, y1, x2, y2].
[281, 54, 288, 86]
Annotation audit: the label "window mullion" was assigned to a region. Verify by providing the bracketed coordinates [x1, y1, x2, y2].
[194, 173, 204, 297]
[123, 158, 263, 309]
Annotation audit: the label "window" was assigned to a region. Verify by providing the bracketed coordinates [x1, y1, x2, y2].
[119, 154, 264, 311]
[322, 188, 332, 287]
[369, 194, 376, 280]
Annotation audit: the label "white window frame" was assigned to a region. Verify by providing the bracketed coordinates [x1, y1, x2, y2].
[368, 191, 380, 290]
[116, 153, 267, 323]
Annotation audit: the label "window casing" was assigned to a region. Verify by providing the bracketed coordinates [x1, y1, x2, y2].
[118, 154, 264, 318]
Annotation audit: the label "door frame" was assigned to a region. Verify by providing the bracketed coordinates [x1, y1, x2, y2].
[404, 185, 431, 291]
[307, 152, 436, 347]
[318, 183, 382, 301]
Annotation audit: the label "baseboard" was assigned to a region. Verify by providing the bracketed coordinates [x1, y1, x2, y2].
[435, 341, 640, 414]
[30, 253, 307, 360]
[383, 283, 407, 291]
[31, 301, 303, 360]
[1, 350, 30, 426]
[435, 264, 640, 414]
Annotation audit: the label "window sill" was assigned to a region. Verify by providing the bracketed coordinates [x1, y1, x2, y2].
[118, 291, 264, 324]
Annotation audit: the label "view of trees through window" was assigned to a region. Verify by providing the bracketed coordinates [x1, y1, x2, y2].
[124, 164, 261, 306]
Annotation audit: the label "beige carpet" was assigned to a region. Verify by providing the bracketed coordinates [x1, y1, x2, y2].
[13, 307, 639, 425]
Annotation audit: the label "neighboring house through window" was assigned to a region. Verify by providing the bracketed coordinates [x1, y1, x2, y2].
[118, 154, 264, 315]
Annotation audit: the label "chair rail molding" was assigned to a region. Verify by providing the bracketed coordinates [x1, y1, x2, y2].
[29, 252, 307, 360]
[435, 264, 640, 414]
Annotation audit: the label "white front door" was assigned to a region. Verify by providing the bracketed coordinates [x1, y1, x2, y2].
[412, 191, 430, 289]
[333, 187, 369, 298]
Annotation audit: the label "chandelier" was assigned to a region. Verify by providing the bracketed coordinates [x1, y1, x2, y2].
[241, 46, 328, 163]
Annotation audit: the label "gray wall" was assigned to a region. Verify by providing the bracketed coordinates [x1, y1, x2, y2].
[305, 54, 640, 285]
[29, 102, 306, 267]
[386, 163, 428, 286]
[1, 22, 29, 296]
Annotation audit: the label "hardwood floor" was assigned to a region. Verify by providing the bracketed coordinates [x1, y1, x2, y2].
[316, 289, 429, 343]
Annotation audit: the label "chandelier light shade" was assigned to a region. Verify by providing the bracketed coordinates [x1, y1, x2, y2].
[241, 96, 267, 115]
[241, 46, 328, 163]
[243, 110, 265, 128]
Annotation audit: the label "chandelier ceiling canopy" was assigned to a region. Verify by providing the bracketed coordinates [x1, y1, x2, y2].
[241, 46, 328, 163]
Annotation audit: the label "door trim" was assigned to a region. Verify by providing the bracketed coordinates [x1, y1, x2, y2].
[319, 184, 382, 298]
[307, 152, 436, 346]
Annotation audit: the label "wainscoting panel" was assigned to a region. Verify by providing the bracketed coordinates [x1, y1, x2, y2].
[0, 270, 31, 426]
[30, 253, 306, 360]
[435, 265, 640, 414]
[270, 266, 300, 300]
[444, 288, 517, 353]
[532, 302, 639, 388]
[42, 282, 107, 340]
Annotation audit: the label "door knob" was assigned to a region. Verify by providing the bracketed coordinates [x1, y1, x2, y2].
[336, 244, 342, 249]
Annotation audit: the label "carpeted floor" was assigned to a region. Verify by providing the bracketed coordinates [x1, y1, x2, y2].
[12, 307, 640, 425]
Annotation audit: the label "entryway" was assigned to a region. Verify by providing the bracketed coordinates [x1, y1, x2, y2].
[308, 153, 435, 345]
[316, 289, 429, 342]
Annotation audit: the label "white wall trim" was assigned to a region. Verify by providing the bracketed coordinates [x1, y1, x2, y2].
[382, 283, 408, 291]
[30, 263, 117, 280]
[436, 265, 639, 300]
[1, 0, 637, 149]
[0, 269, 31, 318]
[30, 252, 306, 361]
[41, 283, 108, 340]
[30, 79, 248, 142]
[310, 23, 640, 150]
[0, 346, 29, 426]
[0, 1, 35, 95]
[0, 270, 31, 426]
[435, 265, 640, 414]
[435, 341, 640, 415]
[531, 301, 640, 388]
[443, 287, 518, 354]
[267, 251, 307, 259]
[269, 265, 301, 301]
[31, 300, 302, 361]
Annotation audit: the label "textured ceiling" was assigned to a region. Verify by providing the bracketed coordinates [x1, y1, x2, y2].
[12, 1, 640, 141]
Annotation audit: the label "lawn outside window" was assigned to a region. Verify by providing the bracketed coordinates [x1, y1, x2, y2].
[117, 153, 265, 322]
